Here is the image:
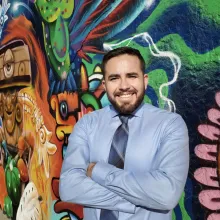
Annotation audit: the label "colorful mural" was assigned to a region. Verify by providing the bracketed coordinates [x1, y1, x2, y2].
[0, 0, 219, 219]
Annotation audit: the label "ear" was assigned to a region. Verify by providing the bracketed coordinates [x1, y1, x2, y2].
[144, 74, 148, 90]
[102, 79, 106, 91]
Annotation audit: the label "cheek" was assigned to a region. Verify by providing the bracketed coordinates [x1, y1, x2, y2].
[106, 83, 118, 93]
[130, 81, 144, 90]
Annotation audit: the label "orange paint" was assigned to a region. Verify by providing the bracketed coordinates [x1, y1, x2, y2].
[0, 166, 7, 209]
[1, 16, 62, 219]
[17, 136, 26, 157]
[17, 158, 29, 183]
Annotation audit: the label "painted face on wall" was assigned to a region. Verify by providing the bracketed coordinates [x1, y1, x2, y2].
[102, 54, 148, 114]
[3, 90, 17, 134]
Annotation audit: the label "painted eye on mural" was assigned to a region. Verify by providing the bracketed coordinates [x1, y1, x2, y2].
[18, 62, 26, 76]
[39, 127, 46, 144]
[4, 62, 14, 78]
[59, 101, 68, 120]
[3, 49, 15, 78]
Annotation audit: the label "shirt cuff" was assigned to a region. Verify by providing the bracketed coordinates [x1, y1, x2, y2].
[91, 161, 115, 186]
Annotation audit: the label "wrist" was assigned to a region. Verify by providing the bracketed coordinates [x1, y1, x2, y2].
[86, 162, 96, 177]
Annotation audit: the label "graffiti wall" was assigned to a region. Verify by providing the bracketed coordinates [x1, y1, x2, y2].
[0, 0, 219, 219]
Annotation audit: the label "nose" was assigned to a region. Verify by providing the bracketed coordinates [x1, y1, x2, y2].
[119, 78, 130, 90]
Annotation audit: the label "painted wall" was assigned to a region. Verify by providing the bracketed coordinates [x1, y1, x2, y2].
[0, 0, 219, 219]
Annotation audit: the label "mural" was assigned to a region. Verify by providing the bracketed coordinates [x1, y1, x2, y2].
[194, 92, 220, 220]
[0, 0, 219, 220]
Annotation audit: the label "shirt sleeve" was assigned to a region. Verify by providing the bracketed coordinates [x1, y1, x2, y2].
[91, 115, 189, 211]
[59, 115, 136, 213]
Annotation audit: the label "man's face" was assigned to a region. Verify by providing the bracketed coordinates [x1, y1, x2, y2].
[102, 54, 148, 114]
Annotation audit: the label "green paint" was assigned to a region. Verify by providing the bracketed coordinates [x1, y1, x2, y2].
[35, 0, 74, 23]
[42, 22, 70, 78]
[144, 95, 152, 104]
[3, 196, 13, 218]
[35, 1, 74, 78]
[128, 33, 220, 86]
[5, 157, 21, 206]
[172, 192, 191, 220]
[179, 192, 191, 220]
[172, 210, 176, 220]
[51, 16, 69, 62]
[148, 69, 168, 108]
[189, 0, 220, 25]
[137, 0, 187, 33]
[81, 93, 100, 110]
[137, 0, 220, 33]
[154, 33, 220, 75]
[83, 54, 103, 77]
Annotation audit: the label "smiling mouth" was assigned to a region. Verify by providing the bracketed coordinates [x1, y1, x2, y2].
[6, 111, 12, 116]
[117, 93, 134, 98]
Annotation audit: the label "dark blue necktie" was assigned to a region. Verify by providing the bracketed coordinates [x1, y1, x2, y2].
[100, 115, 129, 220]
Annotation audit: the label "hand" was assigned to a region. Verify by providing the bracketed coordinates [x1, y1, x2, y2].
[86, 162, 96, 177]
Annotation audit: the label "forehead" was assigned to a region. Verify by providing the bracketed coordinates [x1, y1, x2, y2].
[105, 54, 142, 74]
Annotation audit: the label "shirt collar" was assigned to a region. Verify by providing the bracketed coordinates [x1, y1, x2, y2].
[109, 102, 144, 118]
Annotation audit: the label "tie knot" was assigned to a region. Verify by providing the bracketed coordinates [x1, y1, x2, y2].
[119, 115, 130, 124]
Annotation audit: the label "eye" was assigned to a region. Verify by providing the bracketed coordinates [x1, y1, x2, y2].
[3, 49, 15, 78]
[39, 127, 46, 144]
[4, 62, 13, 76]
[18, 62, 26, 75]
[128, 75, 137, 78]
[59, 101, 68, 119]
[109, 77, 118, 81]
[4, 63, 14, 78]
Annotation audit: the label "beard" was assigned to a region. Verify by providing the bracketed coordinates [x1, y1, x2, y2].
[107, 88, 145, 114]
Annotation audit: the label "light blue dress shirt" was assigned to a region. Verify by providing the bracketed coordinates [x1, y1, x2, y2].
[59, 103, 189, 220]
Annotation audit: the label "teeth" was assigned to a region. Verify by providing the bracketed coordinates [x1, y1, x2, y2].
[119, 94, 132, 98]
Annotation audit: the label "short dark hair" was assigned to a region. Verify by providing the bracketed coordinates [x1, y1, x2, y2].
[101, 46, 145, 77]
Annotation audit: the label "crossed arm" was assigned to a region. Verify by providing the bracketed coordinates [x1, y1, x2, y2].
[59, 117, 136, 213]
[59, 115, 189, 212]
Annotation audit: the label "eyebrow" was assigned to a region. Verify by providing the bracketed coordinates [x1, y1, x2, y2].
[126, 72, 138, 76]
[108, 74, 120, 79]
[108, 72, 138, 77]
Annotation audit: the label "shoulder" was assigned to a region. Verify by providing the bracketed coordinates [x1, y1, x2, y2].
[141, 104, 188, 143]
[142, 103, 186, 130]
[142, 103, 182, 120]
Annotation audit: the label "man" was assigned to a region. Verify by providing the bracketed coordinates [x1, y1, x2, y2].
[59, 47, 189, 220]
